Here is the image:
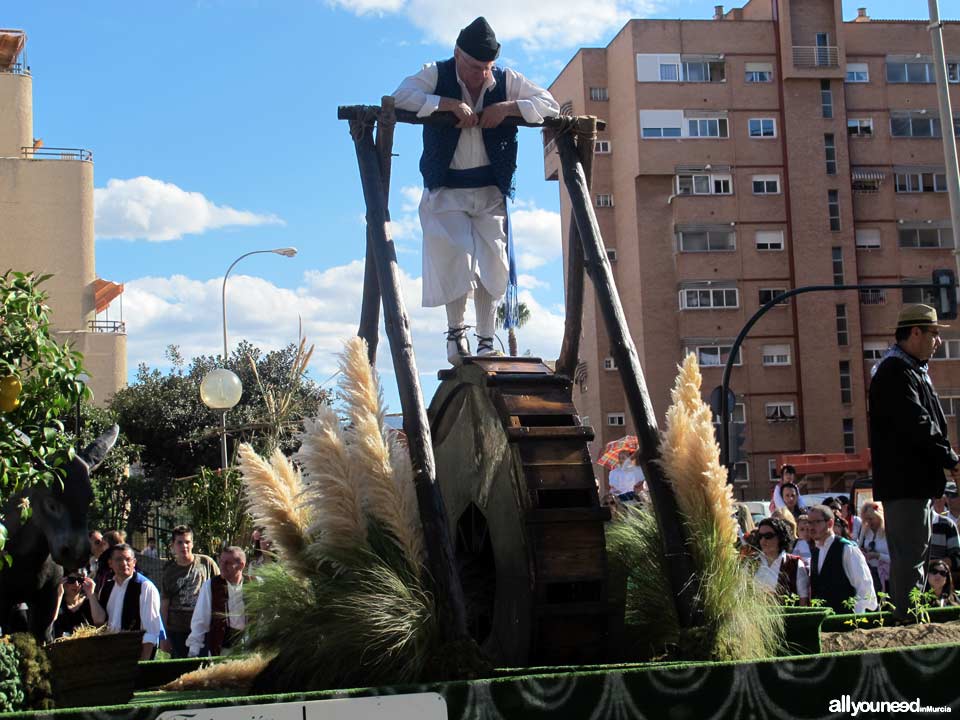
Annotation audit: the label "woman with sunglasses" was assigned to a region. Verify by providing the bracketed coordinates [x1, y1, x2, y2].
[925, 560, 960, 607]
[752, 517, 810, 605]
[53, 572, 95, 637]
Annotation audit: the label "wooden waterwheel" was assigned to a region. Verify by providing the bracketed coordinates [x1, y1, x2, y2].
[429, 355, 611, 666]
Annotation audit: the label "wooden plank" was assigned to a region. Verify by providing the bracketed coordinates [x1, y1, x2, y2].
[531, 525, 605, 578]
[534, 601, 609, 617]
[507, 426, 594, 442]
[485, 373, 571, 389]
[499, 391, 576, 417]
[517, 439, 591, 466]
[523, 463, 597, 491]
[469, 358, 551, 374]
[527, 507, 610, 524]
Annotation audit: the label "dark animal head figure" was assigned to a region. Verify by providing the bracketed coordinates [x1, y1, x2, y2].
[27, 425, 119, 571]
[1, 425, 118, 639]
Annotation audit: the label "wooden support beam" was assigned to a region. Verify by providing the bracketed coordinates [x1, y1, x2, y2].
[555, 118, 597, 380]
[554, 130, 702, 629]
[338, 105, 606, 132]
[346, 114, 474, 649]
[356, 97, 397, 364]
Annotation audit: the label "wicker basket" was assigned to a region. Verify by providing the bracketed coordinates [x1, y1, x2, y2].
[45, 631, 144, 708]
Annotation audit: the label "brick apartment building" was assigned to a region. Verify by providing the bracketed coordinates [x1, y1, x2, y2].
[544, 0, 960, 498]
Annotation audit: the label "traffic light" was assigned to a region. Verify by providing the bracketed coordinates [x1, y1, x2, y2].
[730, 422, 747, 464]
[933, 269, 958, 320]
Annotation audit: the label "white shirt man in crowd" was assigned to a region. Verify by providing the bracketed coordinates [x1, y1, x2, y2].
[608, 451, 645, 497]
[807, 505, 876, 614]
[186, 547, 248, 657]
[85, 543, 164, 660]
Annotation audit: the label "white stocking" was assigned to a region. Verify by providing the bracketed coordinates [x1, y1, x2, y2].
[445, 294, 468, 330]
[474, 284, 497, 338]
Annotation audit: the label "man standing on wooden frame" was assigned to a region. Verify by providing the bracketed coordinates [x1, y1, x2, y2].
[392, 17, 559, 366]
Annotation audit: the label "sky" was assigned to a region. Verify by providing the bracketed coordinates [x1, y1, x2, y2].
[5, 0, 938, 412]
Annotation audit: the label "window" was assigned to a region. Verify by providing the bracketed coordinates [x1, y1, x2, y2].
[679, 286, 739, 310]
[589, 86, 609, 101]
[712, 403, 746, 426]
[638, 54, 725, 83]
[842, 418, 855, 453]
[768, 459, 780, 481]
[691, 344, 742, 367]
[898, 226, 954, 249]
[891, 114, 943, 138]
[606, 248, 618, 262]
[603, 356, 618, 370]
[677, 228, 736, 252]
[855, 229, 881, 250]
[676, 173, 732, 195]
[752, 175, 780, 194]
[941, 397, 960, 416]
[821, 79, 833, 119]
[749, 118, 776, 138]
[732, 462, 750, 484]
[762, 344, 791, 366]
[860, 288, 886, 305]
[688, 117, 729, 138]
[846, 62, 869, 83]
[902, 281, 941, 306]
[863, 342, 887, 360]
[824, 134, 837, 175]
[836, 304, 848, 346]
[640, 110, 683, 138]
[828, 190, 841, 231]
[745, 62, 773, 83]
[594, 140, 611, 154]
[832, 246, 844, 285]
[680, 60, 726, 82]
[596, 194, 614, 207]
[895, 172, 948, 193]
[951, 63, 960, 83]
[755, 230, 784, 251]
[839, 361, 852, 404]
[660, 63, 679, 81]
[933, 339, 960, 360]
[759, 288, 788, 306]
[765, 401, 796, 421]
[887, 61, 934, 84]
[847, 118, 873, 137]
[607, 413, 626, 426]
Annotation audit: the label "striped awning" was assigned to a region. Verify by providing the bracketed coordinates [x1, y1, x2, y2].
[852, 168, 886, 181]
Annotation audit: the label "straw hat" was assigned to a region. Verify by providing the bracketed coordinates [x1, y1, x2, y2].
[896, 304, 949, 329]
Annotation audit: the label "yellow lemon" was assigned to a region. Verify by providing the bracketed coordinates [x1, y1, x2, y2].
[0, 376, 22, 401]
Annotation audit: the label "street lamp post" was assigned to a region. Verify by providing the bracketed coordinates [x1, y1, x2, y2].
[201, 247, 298, 468]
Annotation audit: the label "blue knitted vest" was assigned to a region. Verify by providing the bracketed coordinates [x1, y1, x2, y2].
[420, 58, 518, 198]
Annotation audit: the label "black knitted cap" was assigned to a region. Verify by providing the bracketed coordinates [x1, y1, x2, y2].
[456, 17, 500, 62]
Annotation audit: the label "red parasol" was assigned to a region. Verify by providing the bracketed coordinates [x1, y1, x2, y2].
[596, 435, 639, 469]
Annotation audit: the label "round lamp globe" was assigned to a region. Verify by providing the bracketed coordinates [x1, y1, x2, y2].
[200, 368, 243, 410]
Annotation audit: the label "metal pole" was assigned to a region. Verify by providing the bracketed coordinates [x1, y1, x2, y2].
[928, 0, 960, 281]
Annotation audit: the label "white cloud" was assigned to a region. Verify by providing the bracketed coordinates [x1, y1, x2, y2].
[518, 273, 549, 290]
[122, 259, 563, 410]
[512, 205, 562, 271]
[95, 176, 283, 241]
[332, 0, 660, 50]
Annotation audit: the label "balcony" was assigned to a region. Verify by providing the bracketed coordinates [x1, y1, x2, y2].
[0, 29, 28, 76]
[21, 146, 93, 162]
[792, 46, 839, 69]
[88, 320, 126, 334]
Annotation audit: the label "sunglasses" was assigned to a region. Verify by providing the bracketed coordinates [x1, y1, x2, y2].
[930, 568, 950, 578]
[65, 577, 82, 585]
[757, 532, 777, 540]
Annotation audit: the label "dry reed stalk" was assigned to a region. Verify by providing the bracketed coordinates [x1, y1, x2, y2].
[238, 443, 311, 571]
[659, 353, 737, 549]
[298, 406, 367, 564]
[161, 653, 271, 692]
[339, 337, 423, 569]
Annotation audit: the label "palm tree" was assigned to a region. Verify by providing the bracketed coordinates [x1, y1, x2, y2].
[496, 302, 531, 356]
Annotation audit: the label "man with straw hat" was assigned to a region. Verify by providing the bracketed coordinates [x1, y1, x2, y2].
[869, 304, 960, 621]
[392, 17, 559, 365]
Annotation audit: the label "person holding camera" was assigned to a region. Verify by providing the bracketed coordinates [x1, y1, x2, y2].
[53, 571, 95, 638]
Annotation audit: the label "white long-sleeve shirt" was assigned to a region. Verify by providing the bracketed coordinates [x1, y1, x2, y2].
[392, 61, 559, 172]
[814, 534, 877, 613]
[755, 551, 810, 599]
[186, 578, 245, 656]
[105, 574, 163, 646]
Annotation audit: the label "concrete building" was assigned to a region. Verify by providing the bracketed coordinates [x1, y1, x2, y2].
[544, 1, 960, 498]
[0, 30, 126, 405]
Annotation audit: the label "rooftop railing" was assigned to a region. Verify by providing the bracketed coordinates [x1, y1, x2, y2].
[792, 45, 839, 69]
[21, 146, 93, 162]
[88, 320, 126, 334]
[0, 61, 29, 76]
